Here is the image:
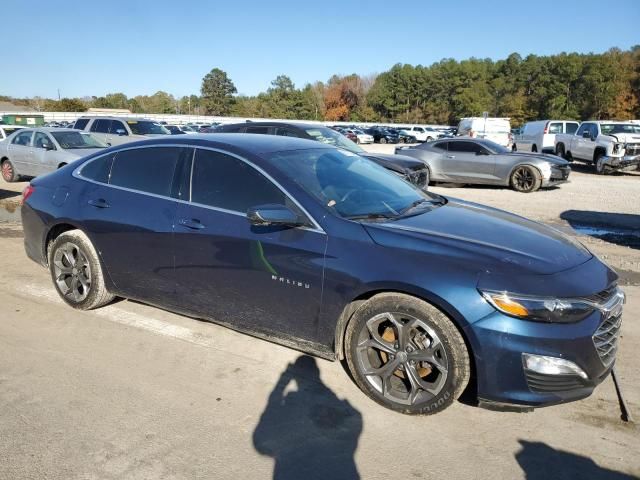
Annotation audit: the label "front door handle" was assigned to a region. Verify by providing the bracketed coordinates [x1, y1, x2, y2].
[88, 198, 110, 208]
[178, 218, 205, 230]
[446, 155, 456, 159]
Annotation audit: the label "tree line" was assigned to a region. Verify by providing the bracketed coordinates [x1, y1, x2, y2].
[3, 46, 638, 126]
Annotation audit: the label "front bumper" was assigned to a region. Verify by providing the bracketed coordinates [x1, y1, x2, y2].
[600, 154, 640, 170]
[541, 165, 570, 187]
[465, 290, 623, 408]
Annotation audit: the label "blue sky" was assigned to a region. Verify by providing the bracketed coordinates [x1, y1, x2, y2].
[2, 0, 639, 99]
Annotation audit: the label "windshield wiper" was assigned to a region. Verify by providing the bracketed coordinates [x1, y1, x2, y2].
[345, 212, 399, 221]
[398, 198, 444, 216]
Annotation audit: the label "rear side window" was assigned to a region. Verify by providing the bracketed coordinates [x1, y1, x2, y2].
[566, 123, 579, 134]
[91, 119, 111, 133]
[275, 127, 302, 137]
[191, 149, 286, 212]
[109, 147, 184, 196]
[245, 126, 271, 135]
[548, 123, 562, 134]
[80, 153, 115, 183]
[448, 141, 482, 153]
[12, 131, 33, 146]
[74, 118, 90, 130]
[431, 142, 447, 150]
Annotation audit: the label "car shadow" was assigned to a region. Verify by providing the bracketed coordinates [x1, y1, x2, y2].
[515, 440, 637, 479]
[568, 162, 640, 177]
[560, 210, 640, 250]
[253, 355, 362, 480]
[0, 188, 21, 201]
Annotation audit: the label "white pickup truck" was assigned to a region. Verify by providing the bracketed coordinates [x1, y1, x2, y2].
[554, 121, 640, 174]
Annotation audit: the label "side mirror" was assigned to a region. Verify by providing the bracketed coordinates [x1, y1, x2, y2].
[476, 149, 489, 156]
[247, 204, 307, 228]
[43, 143, 54, 150]
[582, 131, 591, 139]
[115, 129, 127, 136]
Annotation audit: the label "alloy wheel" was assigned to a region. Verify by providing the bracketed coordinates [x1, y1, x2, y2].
[355, 312, 449, 406]
[52, 242, 92, 302]
[513, 166, 535, 191]
[1, 162, 13, 181]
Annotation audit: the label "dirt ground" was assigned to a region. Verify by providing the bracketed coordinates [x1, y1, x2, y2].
[0, 149, 639, 479]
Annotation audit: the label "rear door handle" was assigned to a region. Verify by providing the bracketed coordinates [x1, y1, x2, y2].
[88, 198, 110, 208]
[178, 218, 205, 230]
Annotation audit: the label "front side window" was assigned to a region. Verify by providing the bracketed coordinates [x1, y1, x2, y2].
[110, 120, 128, 135]
[191, 149, 287, 212]
[448, 141, 484, 154]
[245, 126, 270, 135]
[34, 132, 53, 149]
[109, 147, 184, 196]
[275, 127, 301, 137]
[126, 121, 169, 135]
[12, 131, 33, 146]
[91, 119, 111, 133]
[51, 131, 107, 149]
[431, 141, 448, 151]
[576, 123, 591, 137]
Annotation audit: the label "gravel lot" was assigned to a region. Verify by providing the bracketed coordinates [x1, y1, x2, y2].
[0, 144, 639, 479]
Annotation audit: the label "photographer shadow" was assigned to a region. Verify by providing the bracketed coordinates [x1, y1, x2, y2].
[253, 355, 362, 480]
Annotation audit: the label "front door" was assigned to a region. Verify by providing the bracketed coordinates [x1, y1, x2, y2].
[172, 147, 327, 345]
[31, 131, 56, 176]
[444, 140, 496, 182]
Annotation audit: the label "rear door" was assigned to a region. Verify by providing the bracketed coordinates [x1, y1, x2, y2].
[172, 147, 327, 344]
[7, 130, 34, 173]
[77, 145, 190, 304]
[444, 141, 496, 181]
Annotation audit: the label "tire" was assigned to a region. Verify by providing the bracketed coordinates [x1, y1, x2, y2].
[555, 144, 565, 159]
[48, 229, 115, 310]
[510, 165, 542, 193]
[426, 136, 433, 142]
[531, 145, 537, 153]
[380, 137, 387, 144]
[344, 293, 470, 415]
[594, 151, 607, 175]
[356, 138, 361, 144]
[512, 144, 517, 152]
[1, 159, 19, 182]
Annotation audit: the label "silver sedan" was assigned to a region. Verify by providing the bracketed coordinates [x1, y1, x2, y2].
[0, 128, 107, 182]
[396, 138, 570, 192]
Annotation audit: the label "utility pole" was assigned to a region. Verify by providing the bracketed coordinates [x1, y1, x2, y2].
[57, 89, 61, 101]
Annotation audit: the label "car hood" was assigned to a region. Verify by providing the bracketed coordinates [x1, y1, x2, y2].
[363, 198, 592, 275]
[362, 153, 425, 173]
[501, 152, 569, 166]
[602, 133, 640, 143]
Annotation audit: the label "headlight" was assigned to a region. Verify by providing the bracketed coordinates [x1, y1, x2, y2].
[480, 290, 596, 323]
[612, 143, 622, 154]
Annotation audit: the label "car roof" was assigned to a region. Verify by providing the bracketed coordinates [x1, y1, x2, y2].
[109, 133, 334, 155]
[77, 116, 155, 122]
[220, 121, 329, 130]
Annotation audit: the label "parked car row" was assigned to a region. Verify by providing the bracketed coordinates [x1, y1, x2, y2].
[20, 132, 624, 416]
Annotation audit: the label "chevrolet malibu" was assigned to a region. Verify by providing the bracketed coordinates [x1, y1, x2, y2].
[21, 134, 624, 415]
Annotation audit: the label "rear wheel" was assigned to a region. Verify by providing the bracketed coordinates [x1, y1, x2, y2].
[1, 159, 18, 182]
[511, 165, 542, 193]
[48, 230, 115, 310]
[380, 137, 387, 144]
[345, 293, 470, 415]
[555, 144, 565, 159]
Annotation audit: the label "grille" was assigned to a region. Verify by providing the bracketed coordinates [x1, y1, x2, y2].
[585, 284, 618, 304]
[593, 312, 622, 367]
[625, 143, 640, 156]
[525, 371, 585, 393]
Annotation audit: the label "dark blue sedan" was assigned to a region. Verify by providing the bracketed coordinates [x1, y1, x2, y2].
[21, 134, 624, 415]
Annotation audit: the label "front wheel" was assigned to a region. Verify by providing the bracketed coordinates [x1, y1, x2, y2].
[379, 137, 387, 144]
[511, 165, 542, 193]
[594, 151, 607, 175]
[345, 293, 470, 415]
[48, 230, 115, 310]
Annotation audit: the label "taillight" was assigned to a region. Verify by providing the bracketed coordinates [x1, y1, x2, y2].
[21, 185, 35, 204]
[543, 122, 549, 134]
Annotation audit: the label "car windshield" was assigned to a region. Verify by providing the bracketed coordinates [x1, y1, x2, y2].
[304, 127, 365, 154]
[268, 148, 443, 219]
[600, 124, 640, 135]
[127, 120, 170, 135]
[51, 131, 107, 149]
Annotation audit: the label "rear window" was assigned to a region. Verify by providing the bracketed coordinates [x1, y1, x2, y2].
[566, 123, 579, 134]
[80, 153, 115, 183]
[91, 119, 111, 133]
[548, 123, 563, 134]
[109, 147, 183, 196]
[245, 126, 270, 134]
